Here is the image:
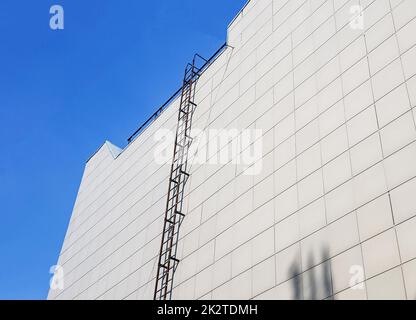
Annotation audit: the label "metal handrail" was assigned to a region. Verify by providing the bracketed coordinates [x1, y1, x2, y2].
[127, 42, 228, 144]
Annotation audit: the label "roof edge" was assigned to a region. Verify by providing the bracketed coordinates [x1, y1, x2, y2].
[85, 140, 123, 164]
[227, 0, 251, 29]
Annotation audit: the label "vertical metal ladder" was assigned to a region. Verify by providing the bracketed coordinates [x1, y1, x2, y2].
[154, 54, 206, 300]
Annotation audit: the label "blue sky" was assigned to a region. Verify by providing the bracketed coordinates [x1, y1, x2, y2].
[0, 0, 247, 300]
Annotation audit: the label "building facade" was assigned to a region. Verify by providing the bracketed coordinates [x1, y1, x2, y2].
[48, 0, 416, 300]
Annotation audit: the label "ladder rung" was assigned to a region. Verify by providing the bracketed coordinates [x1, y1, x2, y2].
[165, 218, 175, 224]
[179, 135, 192, 142]
[175, 210, 185, 217]
[159, 263, 169, 270]
[179, 108, 190, 115]
[180, 168, 190, 177]
[176, 142, 188, 148]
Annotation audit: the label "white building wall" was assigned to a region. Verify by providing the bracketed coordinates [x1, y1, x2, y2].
[47, 96, 181, 300]
[49, 0, 416, 300]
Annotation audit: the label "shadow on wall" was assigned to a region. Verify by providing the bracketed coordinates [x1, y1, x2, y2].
[290, 247, 332, 300]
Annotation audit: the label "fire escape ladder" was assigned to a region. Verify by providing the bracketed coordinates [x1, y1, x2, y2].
[154, 55, 204, 300]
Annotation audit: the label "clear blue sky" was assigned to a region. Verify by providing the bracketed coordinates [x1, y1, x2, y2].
[0, 0, 247, 300]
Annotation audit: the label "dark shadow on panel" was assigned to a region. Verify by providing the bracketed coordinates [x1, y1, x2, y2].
[289, 264, 302, 300]
[290, 246, 333, 300]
